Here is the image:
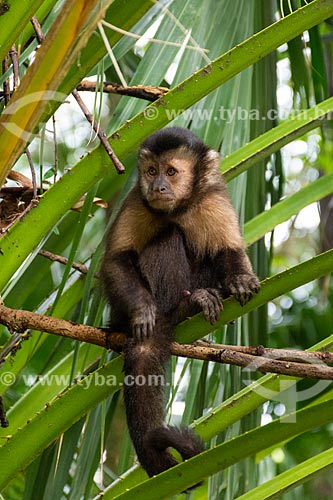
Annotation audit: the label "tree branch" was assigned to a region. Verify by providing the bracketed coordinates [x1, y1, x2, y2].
[194, 340, 333, 364]
[173, 342, 333, 380]
[76, 80, 169, 102]
[0, 304, 333, 380]
[38, 249, 89, 275]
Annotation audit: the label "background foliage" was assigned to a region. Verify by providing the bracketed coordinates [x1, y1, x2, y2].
[0, 0, 333, 499]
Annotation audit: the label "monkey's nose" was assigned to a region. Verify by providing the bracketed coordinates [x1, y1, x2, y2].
[153, 182, 168, 193]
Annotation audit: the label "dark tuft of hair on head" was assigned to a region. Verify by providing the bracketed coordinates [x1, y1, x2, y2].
[140, 127, 210, 160]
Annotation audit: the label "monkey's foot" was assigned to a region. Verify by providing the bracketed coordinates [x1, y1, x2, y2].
[190, 288, 223, 324]
[224, 274, 260, 306]
[131, 303, 157, 342]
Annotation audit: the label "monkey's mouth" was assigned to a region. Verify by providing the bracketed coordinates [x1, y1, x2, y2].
[147, 195, 176, 210]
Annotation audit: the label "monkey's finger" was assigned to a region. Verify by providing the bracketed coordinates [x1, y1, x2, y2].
[207, 289, 224, 310]
[230, 275, 261, 305]
[147, 316, 156, 338]
[239, 293, 250, 306]
[211, 302, 222, 323]
[228, 283, 246, 306]
[201, 302, 212, 323]
[147, 320, 154, 338]
[140, 325, 146, 342]
[201, 297, 218, 324]
[141, 323, 147, 341]
[193, 294, 209, 320]
[191, 289, 219, 323]
[249, 279, 261, 294]
[241, 289, 255, 306]
[206, 290, 223, 322]
[133, 324, 142, 342]
[206, 302, 220, 324]
[236, 284, 258, 306]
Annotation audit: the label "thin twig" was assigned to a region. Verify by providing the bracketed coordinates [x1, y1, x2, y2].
[52, 114, 58, 183]
[76, 80, 169, 102]
[102, 20, 209, 53]
[72, 89, 125, 174]
[151, 0, 211, 64]
[25, 149, 38, 199]
[97, 21, 128, 87]
[9, 44, 19, 90]
[1, 304, 333, 380]
[31, 16, 45, 43]
[38, 249, 89, 275]
[2, 55, 10, 104]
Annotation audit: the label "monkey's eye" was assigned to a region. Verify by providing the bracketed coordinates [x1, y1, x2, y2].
[166, 167, 177, 176]
[147, 167, 157, 176]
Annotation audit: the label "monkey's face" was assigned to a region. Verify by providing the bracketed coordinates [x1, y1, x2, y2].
[138, 148, 195, 212]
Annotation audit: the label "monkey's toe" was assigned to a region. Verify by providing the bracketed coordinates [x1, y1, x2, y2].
[131, 304, 157, 342]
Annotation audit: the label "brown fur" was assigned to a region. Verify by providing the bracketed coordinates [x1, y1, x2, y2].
[176, 191, 243, 257]
[106, 187, 165, 255]
[101, 127, 260, 481]
[107, 187, 242, 257]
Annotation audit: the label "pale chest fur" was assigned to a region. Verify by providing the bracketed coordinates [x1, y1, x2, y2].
[175, 192, 243, 257]
[109, 201, 165, 254]
[109, 190, 243, 257]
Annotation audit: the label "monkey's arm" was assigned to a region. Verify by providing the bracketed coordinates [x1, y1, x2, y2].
[102, 250, 156, 341]
[217, 247, 260, 306]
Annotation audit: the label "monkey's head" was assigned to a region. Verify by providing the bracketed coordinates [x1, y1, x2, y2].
[138, 127, 221, 214]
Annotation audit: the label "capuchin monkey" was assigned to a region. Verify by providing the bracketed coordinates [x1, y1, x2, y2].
[101, 127, 260, 478]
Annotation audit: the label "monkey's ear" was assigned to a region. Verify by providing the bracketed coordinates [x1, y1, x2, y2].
[205, 149, 221, 171]
[138, 148, 153, 162]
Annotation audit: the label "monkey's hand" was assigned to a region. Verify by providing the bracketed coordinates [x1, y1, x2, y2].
[131, 303, 157, 342]
[190, 288, 223, 324]
[224, 274, 260, 306]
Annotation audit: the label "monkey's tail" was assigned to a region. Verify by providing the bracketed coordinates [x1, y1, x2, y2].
[143, 425, 204, 477]
[123, 326, 203, 477]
